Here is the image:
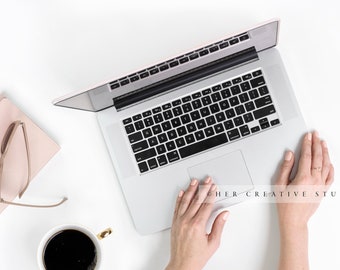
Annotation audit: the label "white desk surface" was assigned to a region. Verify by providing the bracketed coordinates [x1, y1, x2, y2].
[1, 1, 339, 269]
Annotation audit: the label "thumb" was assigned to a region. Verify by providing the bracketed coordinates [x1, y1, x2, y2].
[208, 211, 229, 247]
[276, 150, 295, 186]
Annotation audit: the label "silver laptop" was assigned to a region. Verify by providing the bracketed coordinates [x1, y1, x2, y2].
[54, 19, 306, 235]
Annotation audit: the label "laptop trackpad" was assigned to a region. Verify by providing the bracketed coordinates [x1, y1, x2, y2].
[187, 150, 253, 202]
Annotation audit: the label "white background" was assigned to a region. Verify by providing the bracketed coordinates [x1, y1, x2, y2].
[0, 0, 339, 269]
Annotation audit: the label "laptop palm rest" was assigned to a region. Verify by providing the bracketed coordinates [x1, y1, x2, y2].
[187, 150, 254, 203]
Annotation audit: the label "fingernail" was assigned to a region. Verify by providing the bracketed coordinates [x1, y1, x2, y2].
[284, 151, 292, 161]
[211, 184, 217, 191]
[204, 177, 211, 184]
[322, 141, 328, 148]
[178, 190, 184, 197]
[314, 131, 319, 138]
[222, 211, 230, 221]
[307, 132, 312, 141]
[191, 179, 197, 186]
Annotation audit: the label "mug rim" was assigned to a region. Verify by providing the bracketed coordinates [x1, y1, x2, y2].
[37, 224, 102, 270]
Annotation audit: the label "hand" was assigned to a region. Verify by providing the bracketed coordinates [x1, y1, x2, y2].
[166, 177, 229, 270]
[276, 131, 334, 270]
[276, 131, 334, 229]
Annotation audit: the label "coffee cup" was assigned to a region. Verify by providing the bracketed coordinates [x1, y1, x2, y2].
[37, 224, 112, 270]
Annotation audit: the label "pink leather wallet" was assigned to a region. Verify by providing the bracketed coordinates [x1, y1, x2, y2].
[0, 95, 60, 213]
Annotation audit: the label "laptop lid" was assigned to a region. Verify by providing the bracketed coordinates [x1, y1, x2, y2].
[53, 19, 279, 112]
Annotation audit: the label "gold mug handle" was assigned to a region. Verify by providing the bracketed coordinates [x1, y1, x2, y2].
[97, 228, 113, 240]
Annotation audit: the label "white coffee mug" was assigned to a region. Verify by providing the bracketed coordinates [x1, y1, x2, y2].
[37, 224, 112, 270]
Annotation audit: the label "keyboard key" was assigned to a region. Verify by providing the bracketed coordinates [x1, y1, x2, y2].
[243, 113, 254, 123]
[219, 41, 229, 49]
[144, 117, 154, 127]
[125, 124, 135, 134]
[242, 73, 252, 81]
[181, 114, 191, 124]
[152, 125, 162, 135]
[128, 131, 143, 143]
[225, 108, 236, 119]
[135, 148, 157, 162]
[211, 92, 222, 102]
[161, 121, 171, 131]
[259, 86, 269, 96]
[189, 53, 199, 60]
[150, 68, 159, 75]
[140, 72, 149, 78]
[216, 112, 226, 122]
[251, 126, 260, 133]
[253, 105, 276, 119]
[152, 107, 161, 114]
[156, 144, 166, 155]
[142, 128, 152, 138]
[233, 116, 244, 127]
[162, 103, 171, 110]
[148, 158, 158, 170]
[271, 119, 280, 126]
[192, 99, 202, 109]
[179, 57, 189, 64]
[245, 101, 255, 111]
[209, 46, 219, 53]
[235, 105, 245, 115]
[185, 134, 195, 144]
[177, 126, 187, 136]
[194, 130, 205, 141]
[138, 162, 148, 173]
[261, 121, 270, 129]
[223, 120, 234, 130]
[202, 96, 212, 105]
[186, 123, 197, 133]
[230, 38, 239, 45]
[231, 85, 241, 95]
[142, 111, 152, 117]
[154, 113, 164, 123]
[130, 75, 139, 82]
[166, 141, 176, 151]
[158, 133, 168, 143]
[249, 89, 259, 99]
[221, 89, 231, 99]
[167, 130, 177, 140]
[214, 123, 224, 134]
[192, 92, 202, 99]
[222, 81, 232, 88]
[239, 93, 249, 103]
[199, 49, 209, 57]
[173, 106, 183, 116]
[182, 103, 193, 113]
[229, 96, 240, 106]
[255, 95, 272, 108]
[148, 137, 158, 146]
[196, 119, 206, 129]
[171, 117, 181, 127]
[232, 77, 242, 84]
[204, 127, 215, 137]
[167, 150, 180, 163]
[123, 118, 132, 125]
[169, 61, 179, 68]
[182, 95, 192, 103]
[190, 111, 200, 121]
[227, 128, 241, 141]
[175, 137, 186, 148]
[252, 70, 262, 77]
[131, 140, 148, 153]
[239, 34, 249, 41]
[240, 82, 251, 91]
[212, 85, 222, 92]
[250, 76, 266, 88]
[239, 125, 250, 136]
[163, 110, 173, 120]
[219, 100, 230, 110]
[132, 114, 142, 121]
[206, 115, 216, 126]
[209, 104, 220, 113]
[202, 89, 212, 95]
[172, 99, 182, 106]
[157, 155, 168, 166]
[200, 107, 210, 117]
[179, 133, 228, 159]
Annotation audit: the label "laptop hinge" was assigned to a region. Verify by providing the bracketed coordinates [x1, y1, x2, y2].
[113, 46, 258, 110]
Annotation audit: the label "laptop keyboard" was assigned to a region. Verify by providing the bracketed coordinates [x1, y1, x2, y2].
[123, 69, 281, 173]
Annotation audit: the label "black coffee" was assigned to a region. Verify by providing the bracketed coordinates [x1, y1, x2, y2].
[43, 229, 97, 270]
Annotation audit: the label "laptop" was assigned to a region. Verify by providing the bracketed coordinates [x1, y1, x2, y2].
[54, 19, 306, 235]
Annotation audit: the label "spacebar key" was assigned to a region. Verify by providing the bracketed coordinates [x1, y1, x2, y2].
[179, 133, 228, 159]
